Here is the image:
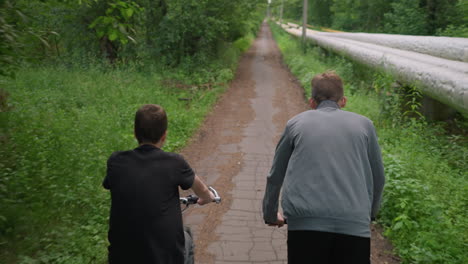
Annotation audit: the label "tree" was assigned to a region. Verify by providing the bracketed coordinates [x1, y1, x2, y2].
[282, 0, 303, 21]
[384, 0, 429, 35]
[330, 0, 362, 31]
[0, 0, 20, 78]
[0, 0, 266, 65]
[309, 0, 333, 27]
[422, 0, 459, 34]
[155, 0, 265, 64]
[329, 0, 391, 32]
[88, 0, 144, 61]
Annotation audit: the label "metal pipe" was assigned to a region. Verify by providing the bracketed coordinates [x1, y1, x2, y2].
[279, 22, 468, 115]
[318, 32, 468, 63]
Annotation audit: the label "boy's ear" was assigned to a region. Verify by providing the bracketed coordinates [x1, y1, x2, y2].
[309, 98, 318, 109]
[339, 96, 347, 108]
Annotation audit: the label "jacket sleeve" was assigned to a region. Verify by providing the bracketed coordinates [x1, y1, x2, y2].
[176, 154, 195, 190]
[367, 123, 385, 218]
[103, 157, 112, 190]
[263, 124, 294, 223]
[103, 152, 119, 190]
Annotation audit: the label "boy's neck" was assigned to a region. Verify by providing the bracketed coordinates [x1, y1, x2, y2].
[140, 141, 164, 149]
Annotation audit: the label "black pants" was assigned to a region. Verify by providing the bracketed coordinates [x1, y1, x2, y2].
[288, 230, 370, 264]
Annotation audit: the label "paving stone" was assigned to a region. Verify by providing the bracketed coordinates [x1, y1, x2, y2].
[249, 250, 277, 262]
[218, 241, 254, 261]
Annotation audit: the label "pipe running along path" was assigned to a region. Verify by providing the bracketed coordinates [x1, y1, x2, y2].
[280, 21, 468, 116]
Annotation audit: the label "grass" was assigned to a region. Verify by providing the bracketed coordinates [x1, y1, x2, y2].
[269, 21, 468, 264]
[0, 33, 253, 263]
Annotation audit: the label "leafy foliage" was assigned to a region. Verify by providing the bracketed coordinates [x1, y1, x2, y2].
[0, 0, 60, 76]
[0, 0, 263, 262]
[275, 0, 466, 36]
[0, 0, 265, 69]
[436, 0, 468, 37]
[384, 0, 428, 35]
[330, 0, 392, 31]
[0, 38, 251, 261]
[0, 0, 20, 78]
[89, 0, 143, 44]
[155, 0, 264, 64]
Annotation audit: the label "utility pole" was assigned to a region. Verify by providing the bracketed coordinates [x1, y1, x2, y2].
[302, 0, 308, 47]
[267, 0, 271, 19]
[280, 0, 284, 24]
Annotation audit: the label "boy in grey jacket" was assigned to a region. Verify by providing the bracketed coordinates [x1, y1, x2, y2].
[263, 72, 385, 264]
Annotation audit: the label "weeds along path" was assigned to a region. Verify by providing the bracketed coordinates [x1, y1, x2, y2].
[181, 22, 398, 264]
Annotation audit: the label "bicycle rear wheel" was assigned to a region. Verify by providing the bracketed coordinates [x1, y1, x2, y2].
[184, 226, 194, 264]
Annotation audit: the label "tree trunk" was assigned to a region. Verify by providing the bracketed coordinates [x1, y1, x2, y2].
[100, 36, 118, 63]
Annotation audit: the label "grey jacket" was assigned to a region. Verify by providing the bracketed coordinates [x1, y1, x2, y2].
[262, 100, 385, 238]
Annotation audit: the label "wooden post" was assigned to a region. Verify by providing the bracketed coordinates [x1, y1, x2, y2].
[267, 1, 271, 19]
[302, 0, 308, 49]
[280, 0, 284, 24]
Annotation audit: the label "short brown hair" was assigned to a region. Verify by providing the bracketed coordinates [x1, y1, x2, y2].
[311, 71, 344, 104]
[134, 104, 167, 144]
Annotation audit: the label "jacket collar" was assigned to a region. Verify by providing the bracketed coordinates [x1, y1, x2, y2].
[317, 100, 340, 110]
[135, 144, 160, 151]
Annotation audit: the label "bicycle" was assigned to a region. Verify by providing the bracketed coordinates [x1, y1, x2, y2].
[180, 186, 221, 264]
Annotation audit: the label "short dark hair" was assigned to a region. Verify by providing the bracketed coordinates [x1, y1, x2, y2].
[134, 104, 167, 144]
[311, 71, 344, 104]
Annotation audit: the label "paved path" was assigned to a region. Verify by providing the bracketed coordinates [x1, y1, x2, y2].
[182, 22, 306, 264]
[181, 22, 398, 264]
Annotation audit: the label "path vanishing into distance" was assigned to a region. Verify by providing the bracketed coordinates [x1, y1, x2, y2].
[181, 22, 400, 264]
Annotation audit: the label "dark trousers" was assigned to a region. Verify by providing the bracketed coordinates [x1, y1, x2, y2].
[288, 230, 370, 264]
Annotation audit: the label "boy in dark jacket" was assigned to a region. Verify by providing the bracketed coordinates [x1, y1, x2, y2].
[103, 104, 214, 264]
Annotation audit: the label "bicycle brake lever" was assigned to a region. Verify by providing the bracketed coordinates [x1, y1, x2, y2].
[209, 186, 221, 204]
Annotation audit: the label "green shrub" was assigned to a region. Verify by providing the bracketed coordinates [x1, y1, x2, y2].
[379, 123, 467, 263]
[233, 33, 255, 53]
[0, 30, 256, 261]
[437, 25, 468, 38]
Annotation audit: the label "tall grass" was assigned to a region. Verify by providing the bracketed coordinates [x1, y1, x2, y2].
[0, 35, 253, 263]
[269, 22, 467, 264]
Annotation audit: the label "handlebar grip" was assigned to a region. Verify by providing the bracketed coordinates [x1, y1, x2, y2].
[187, 195, 199, 204]
[180, 187, 221, 206]
[180, 194, 199, 205]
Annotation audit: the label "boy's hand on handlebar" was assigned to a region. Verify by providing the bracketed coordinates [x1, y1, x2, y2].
[197, 191, 215, 206]
[267, 212, 285, 228]
[191, 175, 218, 206]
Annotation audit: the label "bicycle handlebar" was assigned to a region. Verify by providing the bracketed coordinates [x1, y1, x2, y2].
[180, 194, 199, 205]
[180, 186, 221, 209]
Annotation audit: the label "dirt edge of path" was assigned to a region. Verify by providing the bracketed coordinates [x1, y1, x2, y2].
[180, 45, 258, 263]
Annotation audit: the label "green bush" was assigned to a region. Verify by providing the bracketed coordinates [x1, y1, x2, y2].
[2, 0, 266, 68]
[380, 126, 467, 263]
[1, 0, 266, 261]
[0, 31, 256, 262]
[277, 0, 466, 37]
[437, 25, 468, 38]
[384, 0, 429, 35]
